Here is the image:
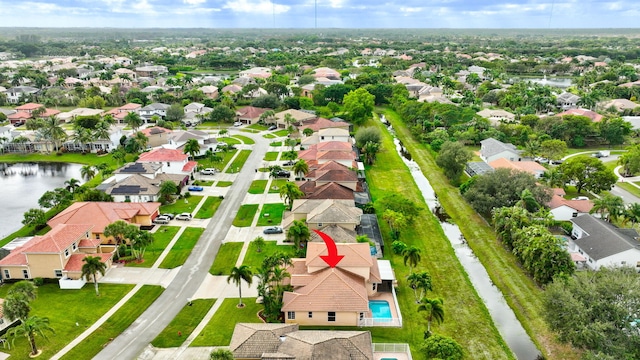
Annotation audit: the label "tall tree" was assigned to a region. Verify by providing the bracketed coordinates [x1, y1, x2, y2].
[279, 182, 304, 209]
[559, 156, 617, 194]
[292, 159, 309, 179]
[286, 220, 310, 250]
[80, 165, 96, 181]
[183, 138, 201, 159]
[124, 111, 143, 132]
[402, 246, 422, 273]
[418, 297, 445, 334]
[227, 265, 253, 307]
[159, 181, 178, 203]
[1, 316, 55, 357]
[590, 194, 624, 222]
[407, 271, 433, 304]
[435, 141, 473, 182]
[81, 256, 107, 296]
[22, 208, 47, 230]
[343, 88, 375, 125]
[103, 220, 137, 257]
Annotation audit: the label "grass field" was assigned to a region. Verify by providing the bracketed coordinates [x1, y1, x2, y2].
[268, 179, 289, 193]
[233, 134, 255, 144]
[362, 110, 514, 359]
[0, 152, 118, 167]
[190, 298, 262, 347]
[0, 283, 134, 360]
[273, 129, 289, 137]
[126, 226, 181, 268]
[616, 181, 640, 197]
[242, 241, 295, 270]
[195, 196, 223, 219]
[160, 227, 204, 268]
[381, 108, 577, 359]
[256, 203, 286, 226]
[263, 151, 279, 161]
[192, 180, 214, 186]
[209, 242, 243, 275]
[248, 180, 268, 194]
[269, 141, 282, 146]
[247, 124, 268, 131]
[198, 149, 237, 171]
[216, 180, 233, 187]
[220, 137, 241, 145]
[263, 134, 276, 139]
[160, 196, 203, 215]
[232, 204, 259, 227]
[226, 150, 252, 174]
[60, 285, 164, 360]
[151, 299, 217, 347]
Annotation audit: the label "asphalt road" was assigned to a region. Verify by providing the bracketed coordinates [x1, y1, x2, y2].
[94, 131, 269, 360]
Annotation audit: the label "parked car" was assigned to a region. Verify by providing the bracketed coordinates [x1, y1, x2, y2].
[283, 160, 295, 166]
[188, 186, 204, 191]
[161, 213, 175, 220]
[263, 226, 283, 234]
[153, 216, 170, 224]
[13, 121, 24, 127]
[275, 170, 290, 177]
[175, 213, 192, 221]
[201, 168, 217, 175]
[233, 121, 243, 127]
[268, 125, 277, 131]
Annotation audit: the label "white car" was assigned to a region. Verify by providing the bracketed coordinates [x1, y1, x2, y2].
[201, 168, 217, 175]
[233, 121, 242, 127]
[175, 213, 193, 221]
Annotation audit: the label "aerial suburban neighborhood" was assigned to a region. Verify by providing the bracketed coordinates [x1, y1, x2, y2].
[0, 27, 639, 360]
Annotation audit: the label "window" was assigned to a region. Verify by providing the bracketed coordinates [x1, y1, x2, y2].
[372, 283, 377, 291]
[167, 162, 170, 167]
[3, 270, 9, 279]
[321, 136, 325, 140]
[318, 223, 323, 227]
[64, 249, 70, 257]
[96, 234, 100, 240]
[287, 311, 295, 320]
[308, 312, 313, 318]
[72, 242, 77, 251]
[572, 212, 578, 217]
[328, 312, 336, 322]
[359, 312, 364, 320]
[22, 270, 29, 279]
[54, 270, 63, 278]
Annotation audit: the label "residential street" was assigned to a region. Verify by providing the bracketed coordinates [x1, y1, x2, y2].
[93, 130, 269, 360]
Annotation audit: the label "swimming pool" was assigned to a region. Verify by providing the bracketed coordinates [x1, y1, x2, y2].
[369, 300, 392, 319]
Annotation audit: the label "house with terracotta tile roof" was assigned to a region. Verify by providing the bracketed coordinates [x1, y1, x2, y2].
[106, 103, 142, 123]
[305, 161, 359, 190]
[557, 108, 604, 122]
[298, 141, 357, 169]
[236, 106, 270, 125]
[137, 147, 198, 176]
[47, 202, 160, 244]
[488, 158, 547, 179]
[298, 181, 355, 200]
[282, 199, 362, 231]
[282, 242, 399, 327]
[139, 126, 172, 147]
[312, 67, 341, 80]
[273, 109, 317, 129]
[0, 223, 115, 284]
[548, 188, 594, 221]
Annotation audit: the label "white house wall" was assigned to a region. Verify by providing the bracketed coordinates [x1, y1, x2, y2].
[594, 249, 640, 270]
[551, 206, 582, 222]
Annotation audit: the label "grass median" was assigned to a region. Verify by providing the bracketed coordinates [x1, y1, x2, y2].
[381, 108, 578, 359]
[209, 242, 243, 275]
[226, 150, 252, 174]
[232, 204, 259, 227]
[190, 298, 262, 347]
[160, 227, 204, 268]
[151, 299, 217, 347]
[195, 196, 223, 219]
[126, 226, 181, 268]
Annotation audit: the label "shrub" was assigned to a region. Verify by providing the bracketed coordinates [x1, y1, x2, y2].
[33, 277, 44, 286]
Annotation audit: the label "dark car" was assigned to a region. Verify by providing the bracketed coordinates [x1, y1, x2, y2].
[268, 125, 277, 131]
[187, 186, 204, 191]
[263, 226, 283, 234]
[275, 170, 290, 177]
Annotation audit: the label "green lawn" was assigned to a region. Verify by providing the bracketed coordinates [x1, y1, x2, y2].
[616, 181, 640, 198]
[151, 299, 217, 347]
[160, 227, 204, 268]
[269, 141, 282, 146]
[263, 151, 280, 161]
[220, 137, 241, 145]
[0, 152, 118, 168]
[226, 150, 252, 174]
[263, 134, 276, 139]
[160, 195, 203, 215]
[249, 180, 268, 194]
[0, 283, 134, 360]
[382, 108, 577, 359]
[198, 149, 238, 171]
[247, 124, 268, 131]
[233, 134, 255, 144]
[190, 298, 262, 347]
[209, 242, 243, 275]
[192, 179, 214, 186]
[240, 129, 261, 134]
[242, 241, 296, 270]
[256, 203, 286, 226]
[126, 226, 180, 268]
[195, 196, 223, 219]
[232, 204, 259, 227]
[273, 129, 289, 137]
[268, 179, 289, 193]
[60, 285, 164, 360]
[216, 181, 233, 187]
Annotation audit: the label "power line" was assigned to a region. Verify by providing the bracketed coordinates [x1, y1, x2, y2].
[548, 0, 555, 28]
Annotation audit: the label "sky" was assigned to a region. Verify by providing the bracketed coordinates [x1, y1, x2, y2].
[0, 0, 639, 28]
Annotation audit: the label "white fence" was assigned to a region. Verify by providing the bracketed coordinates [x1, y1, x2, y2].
[358, 317, 402, 327]
[59, 277, 86, 290]
[372, 343, 413, 360]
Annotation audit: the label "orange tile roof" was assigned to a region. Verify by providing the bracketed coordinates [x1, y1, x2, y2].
[489, 158, 545, 176]
[315, 142, 352, 152]
[8, 111, 32, 120]
[548, 194, 594, 213]
[15, 103, 44, 111]
[40, 108, 61, 117]
[78, 238, 102, 248]
[120, 103, 142, 110]
[557, 109, 604, 122]
[64, 253, 113, 272]
[314, 169, 358, 183]
[310, 161, 351, 173]
[282, 267, 369, 312]
[140, 126, 171, 136]
[48, 202, 160, 233]
[305, 242, 373, 270]
[182, 160, 198, 172]
[138, 148, 188, 162]
[303, 182, 354, 200]
[236, 106, 270, 119]
[26, 224, 92, 253]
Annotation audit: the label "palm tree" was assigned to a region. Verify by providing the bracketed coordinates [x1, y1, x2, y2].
[72, 127, 93, 152]
[282, 150, 297, 162]
[183, 138, 201, 160]
[93, 120, 112, 141]
[362, 141, 380, 165]
[253, 236, 266, 253]
[402, 246, 422, 273]
[590, 194, 624, 222]
[283, 113, 296, 128]
[286, 220, 310, 249]
[624, 203, 640, 226]
[1, 316, 54, 357]
[64, 178, 81, 194]
[515, 189, 540, 213]
[227, 265, 253, 307]
[259, 110, 276, 125]
[159, 181, 178, 203]
[279, 182, 304, 209]
[104, 220, 137, 257]
[292, 159, 309, 179]
[81, 256, 107, 296]
[302, 128, 314, 137]
[407, 271, 433, 304]
[36, 116, 67, 152]
[80, 165, 96, 181]
[418, 297, 445, 334]
[124, 111, 143, 132]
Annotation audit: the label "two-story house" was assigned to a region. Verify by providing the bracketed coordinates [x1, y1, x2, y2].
[479, 138, 521, 163]
[138, 103, 170, 121]
[137, 147, 197, 177]
[100, 162, 186, 202]
[5, 86, 39, 104]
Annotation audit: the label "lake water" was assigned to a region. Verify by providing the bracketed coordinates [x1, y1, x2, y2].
[525, 77, 573, 89]
[0, 163, 83, 238]
[383, 116, 541, 360]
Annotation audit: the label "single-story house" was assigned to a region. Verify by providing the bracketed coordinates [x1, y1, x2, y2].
[557, 108, 604, 122]
[488, 158, 547, 179]
[479, 138, 521, 163]
[548, 188, 594, 221]
[476, 109, 516, 125]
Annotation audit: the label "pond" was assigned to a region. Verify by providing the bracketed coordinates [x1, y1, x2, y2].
[383, 116, 541, 360]
[525, 76, 573, 89]
[0, 162, 83, 239]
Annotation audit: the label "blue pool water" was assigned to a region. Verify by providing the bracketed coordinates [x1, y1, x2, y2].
[369, 300, 392, 319]
[370, 246, 377, 255]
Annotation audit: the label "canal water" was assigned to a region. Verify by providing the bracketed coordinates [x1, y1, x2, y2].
[0, 163, 83, 238]
[383, 117, 541, 360]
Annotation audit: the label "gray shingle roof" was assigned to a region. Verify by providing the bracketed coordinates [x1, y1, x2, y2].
[571, 215, 640, 260]
[230, 323, 299, 359]
[277, 331, 374, 360]
[480, 138, 520, 159]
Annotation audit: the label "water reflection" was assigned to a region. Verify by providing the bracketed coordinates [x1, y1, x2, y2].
[382, 115, 541, 360]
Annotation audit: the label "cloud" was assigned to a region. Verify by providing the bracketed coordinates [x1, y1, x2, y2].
[223, 0, 290, 14]
[184, 0, 207, 4]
